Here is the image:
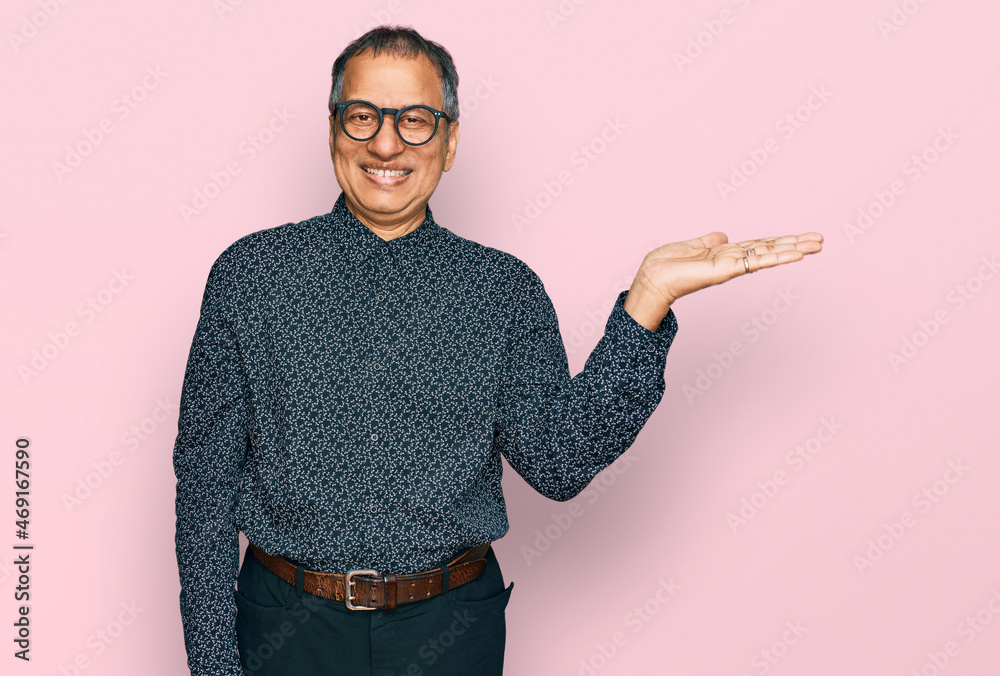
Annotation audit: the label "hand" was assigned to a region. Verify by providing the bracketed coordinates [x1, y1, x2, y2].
[633, 231, 824, 309]
[622, 231, 824, 330]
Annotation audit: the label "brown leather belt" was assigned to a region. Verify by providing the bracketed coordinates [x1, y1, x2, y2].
[247, 542, 491, 610]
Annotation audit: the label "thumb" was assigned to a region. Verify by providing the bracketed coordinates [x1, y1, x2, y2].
[679, 231, 728, 249]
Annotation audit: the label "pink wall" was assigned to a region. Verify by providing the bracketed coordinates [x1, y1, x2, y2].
[3, 1, 999, 674]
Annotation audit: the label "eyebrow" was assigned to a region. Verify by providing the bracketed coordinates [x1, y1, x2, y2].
[343, 99, 437, 108]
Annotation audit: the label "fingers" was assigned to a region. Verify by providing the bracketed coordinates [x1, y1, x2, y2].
[734, 232, 824, 248]
[736, 236, 823, 258]
[746, 241, 815, 256]
[673, 232, 824, 257]
[741, 249, 807, 274]
[686, 231, 822, 283]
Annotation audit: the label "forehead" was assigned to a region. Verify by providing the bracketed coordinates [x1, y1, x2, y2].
[341, 51, 444, 109]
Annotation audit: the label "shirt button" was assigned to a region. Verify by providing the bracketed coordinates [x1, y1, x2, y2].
[374, 363, 382, 370]
[370, 505, 378, 513]
[646, 344, 655, 352]
[371, 433, 378, 441]
[376, 294, 384, 302]
[381, 247, 388, 254]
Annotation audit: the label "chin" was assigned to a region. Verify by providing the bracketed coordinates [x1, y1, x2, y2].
[357, 190, 411, 214]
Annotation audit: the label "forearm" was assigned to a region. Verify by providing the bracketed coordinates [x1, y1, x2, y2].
[498, 276, 679, 501]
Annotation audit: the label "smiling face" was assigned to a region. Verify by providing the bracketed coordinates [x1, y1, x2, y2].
[329, 50, 459, 237]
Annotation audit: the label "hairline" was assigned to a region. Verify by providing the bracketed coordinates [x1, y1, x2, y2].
[329, 25, 460, 125]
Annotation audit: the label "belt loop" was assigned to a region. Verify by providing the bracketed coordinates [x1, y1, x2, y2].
[295, 564, 304, 599]
[441, 563, 449, 594]
[384, 573, 397, 611]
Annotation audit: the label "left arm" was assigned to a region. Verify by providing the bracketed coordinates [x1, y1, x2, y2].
[494, 230, 823, 501]
[494, 265, 678, 502]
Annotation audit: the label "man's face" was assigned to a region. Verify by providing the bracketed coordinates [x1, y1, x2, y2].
[330, 51, 459, 231]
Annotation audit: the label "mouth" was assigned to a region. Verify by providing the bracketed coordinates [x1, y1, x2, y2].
[362, 165, 413, 186]
[363, 166, 412, 177]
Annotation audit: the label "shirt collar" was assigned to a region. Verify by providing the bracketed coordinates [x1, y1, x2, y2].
[322, 191, 441, 260]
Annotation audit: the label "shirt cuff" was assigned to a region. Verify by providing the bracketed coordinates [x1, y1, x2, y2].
[593, 289, 678, 391]
[610, 289, 677, 349]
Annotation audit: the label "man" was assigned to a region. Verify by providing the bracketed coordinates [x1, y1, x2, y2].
[172, 25, 823, 676]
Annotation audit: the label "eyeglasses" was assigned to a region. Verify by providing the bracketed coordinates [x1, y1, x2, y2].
[333, 100, 451, 146]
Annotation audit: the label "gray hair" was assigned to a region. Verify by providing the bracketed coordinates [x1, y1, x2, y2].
[329, 24, 460, 127]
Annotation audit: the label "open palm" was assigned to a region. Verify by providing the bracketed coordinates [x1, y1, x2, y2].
[634, 231, 825, 307]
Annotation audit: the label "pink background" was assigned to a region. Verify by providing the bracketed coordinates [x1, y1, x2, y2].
[3, 0, 999, 674]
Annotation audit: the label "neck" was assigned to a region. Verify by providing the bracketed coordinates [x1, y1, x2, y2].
[343, 196, 426, 242]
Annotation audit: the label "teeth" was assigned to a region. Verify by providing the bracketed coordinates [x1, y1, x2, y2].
[365, 167, 410, 177]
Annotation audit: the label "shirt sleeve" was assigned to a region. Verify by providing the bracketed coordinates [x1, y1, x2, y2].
[172, 251, 249, 676]
[495, 265, 678, 501]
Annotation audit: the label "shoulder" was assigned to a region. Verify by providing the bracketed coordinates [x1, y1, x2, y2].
[209, 212, 330, 272]
[435, 227, 542, 290]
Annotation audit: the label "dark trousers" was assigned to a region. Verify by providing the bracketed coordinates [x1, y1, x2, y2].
[235, 544, 513, 676]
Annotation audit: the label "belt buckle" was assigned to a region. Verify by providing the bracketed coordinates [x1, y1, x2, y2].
[345, 569, 381, 610]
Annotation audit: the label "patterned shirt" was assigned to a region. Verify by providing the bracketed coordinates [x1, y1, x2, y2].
[172, 191, 679, 674]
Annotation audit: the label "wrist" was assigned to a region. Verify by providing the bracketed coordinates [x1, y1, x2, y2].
[623, 280, 671, 332]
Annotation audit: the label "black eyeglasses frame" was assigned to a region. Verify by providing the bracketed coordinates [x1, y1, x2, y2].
[333, 100, 452, 146]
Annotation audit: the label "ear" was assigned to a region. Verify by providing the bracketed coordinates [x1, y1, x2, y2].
[442, 120, 460, 172]
[328, 114, 337, 161]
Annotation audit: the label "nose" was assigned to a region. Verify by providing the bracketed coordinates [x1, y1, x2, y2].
[368, 112, 405, 156]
